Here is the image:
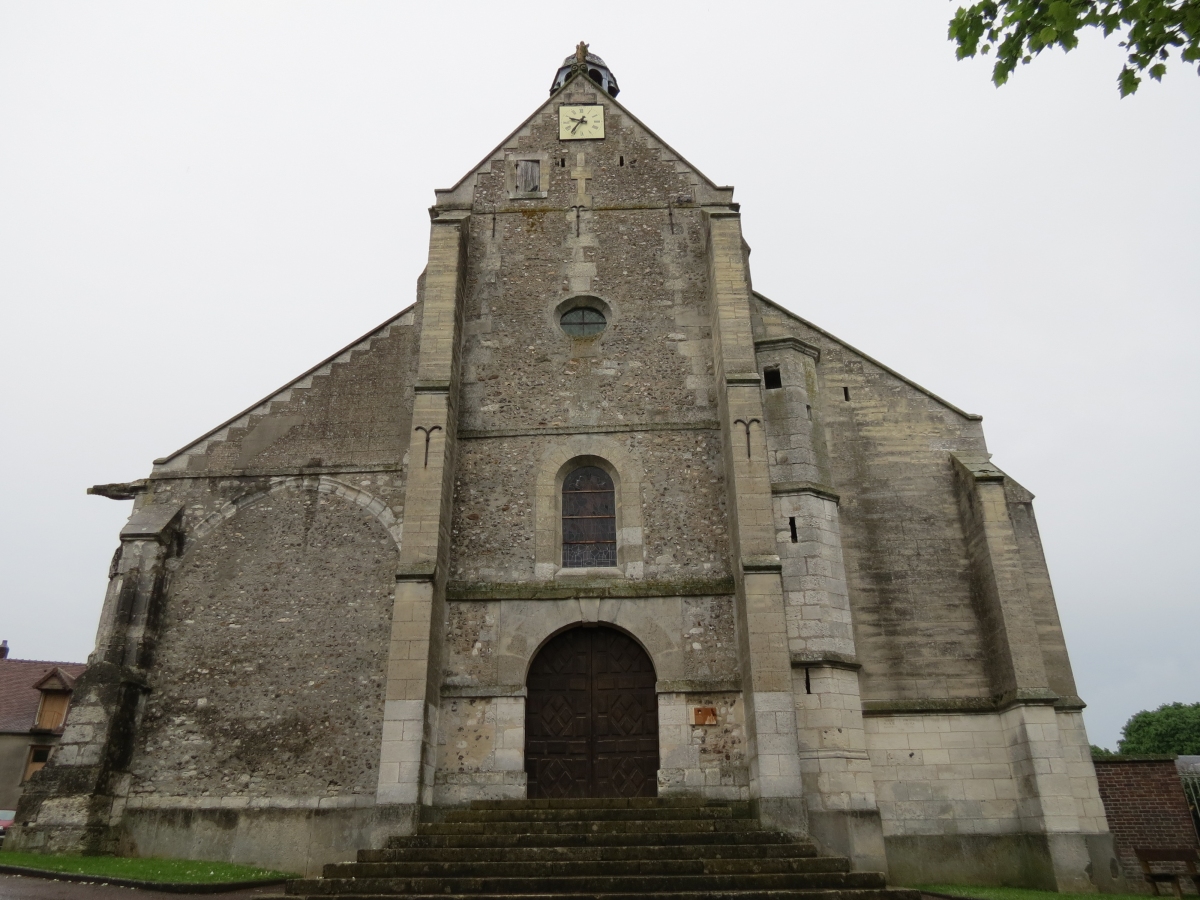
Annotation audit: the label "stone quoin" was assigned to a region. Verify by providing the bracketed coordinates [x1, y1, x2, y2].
[8, 46, 1123, 891]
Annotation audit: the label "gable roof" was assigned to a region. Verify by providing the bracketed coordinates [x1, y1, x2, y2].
[753, 290, 983, 422]
[32, 667, 79, 692]
[0, 658, 86, 734]
[433, 70, 734, 208]
[151, 304, 414, 471]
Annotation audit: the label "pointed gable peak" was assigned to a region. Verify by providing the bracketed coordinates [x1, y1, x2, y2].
[433, 50, 733, 209]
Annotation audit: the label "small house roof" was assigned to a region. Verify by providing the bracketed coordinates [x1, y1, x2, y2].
[0, 658, 86, 734]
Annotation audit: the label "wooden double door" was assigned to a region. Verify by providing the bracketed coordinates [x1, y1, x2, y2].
[525, 626, 658, 799]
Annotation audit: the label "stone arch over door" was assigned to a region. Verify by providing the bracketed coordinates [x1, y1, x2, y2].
[524, 625, 658, 799]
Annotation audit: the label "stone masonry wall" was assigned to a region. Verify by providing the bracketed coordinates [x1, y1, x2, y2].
[448, 431, 729, 583]
[752, 296, 993, 703]
[864, 709, 1107, 838]
[1094, 758, 1199, 890]
[122, 483, 397, 812]
[157, 306, 420, 476]
[433, 593, 744, 802]
[446, 88, 726, 585]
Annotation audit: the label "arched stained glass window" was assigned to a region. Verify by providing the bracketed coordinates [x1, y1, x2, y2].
[562, 465, 616, 568]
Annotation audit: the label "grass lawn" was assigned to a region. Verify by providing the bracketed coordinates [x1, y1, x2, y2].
[0, 851, 296, 884]
[916, 886, 1152, 900]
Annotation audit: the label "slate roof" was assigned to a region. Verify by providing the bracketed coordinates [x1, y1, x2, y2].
[0, 658, 86, 734]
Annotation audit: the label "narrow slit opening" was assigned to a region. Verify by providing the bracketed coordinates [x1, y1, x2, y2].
[806, 404, 812, 419]
[805, 668, 811, 694]
[619, 155, 624, 166]
[843, 386, 851, 401]
[789, 517, 798, 543]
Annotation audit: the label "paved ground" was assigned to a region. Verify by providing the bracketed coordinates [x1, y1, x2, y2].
[0, 874, 286, 900]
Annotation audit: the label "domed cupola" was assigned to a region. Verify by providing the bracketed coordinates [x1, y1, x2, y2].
[550, 42, 619, 98]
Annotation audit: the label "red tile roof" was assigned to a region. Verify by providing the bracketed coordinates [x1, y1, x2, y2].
[0, 658, 87, 734]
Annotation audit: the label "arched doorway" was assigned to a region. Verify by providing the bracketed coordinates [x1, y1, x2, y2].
[525, 626, 658, 799]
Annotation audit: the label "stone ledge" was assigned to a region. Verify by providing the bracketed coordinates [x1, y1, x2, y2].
[862, 698, 1000, 716]
[741, 555, 782, 574]
[124, 794, 375, 810]
[754, 336, 821, 363]
[120, 504, 184, 542]
[790, 651, 861, 670]
[656, 679, 742, 694]
[862, 690, 1063, 717]
[146, 463, 403, 482]
[446, 576, 735, 601]
[724, 372, 762, 386]
[396, 563, 437, 583]
[441, 684, 527, 698]
[459, 420, 719, 440]
[771, 481, 840, 503]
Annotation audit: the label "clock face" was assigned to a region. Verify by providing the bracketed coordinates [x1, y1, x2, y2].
[559, 105, 604, 140]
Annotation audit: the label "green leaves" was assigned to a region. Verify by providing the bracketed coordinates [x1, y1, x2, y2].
[1117, 701, 1200, 755]
[949, 0, 1200, 95]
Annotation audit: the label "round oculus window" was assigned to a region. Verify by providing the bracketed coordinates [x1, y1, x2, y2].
[560, 306, 607, 337]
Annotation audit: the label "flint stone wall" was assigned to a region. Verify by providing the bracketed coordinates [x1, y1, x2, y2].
[123, 484, 397, 808]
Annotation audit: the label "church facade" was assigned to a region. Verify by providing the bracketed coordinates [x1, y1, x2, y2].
[10, 49, 1121, 890]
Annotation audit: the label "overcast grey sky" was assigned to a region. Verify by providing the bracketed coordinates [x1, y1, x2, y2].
[1, 2, 1196, 750]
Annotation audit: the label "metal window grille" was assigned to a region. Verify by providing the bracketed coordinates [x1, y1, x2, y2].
[562, 465, 616, 567]
[560, 307, 606, 337]
[1181, 773, 1200, 841]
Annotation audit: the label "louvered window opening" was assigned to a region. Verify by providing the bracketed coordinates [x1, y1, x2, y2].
[516, 159, 541, 193]
[562, 466, 616, 567]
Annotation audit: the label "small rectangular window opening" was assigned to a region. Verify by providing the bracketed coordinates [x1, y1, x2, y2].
[805, 404, 812, 419]
[516, 159, 541, 193]
[842, 386, 850, 401]
[23, 745, 52, 781]
[789, 517, 798, 543]
[763, 367, 782, 390]
[619, 155, 624, 166]
[804, 668, 812, 694]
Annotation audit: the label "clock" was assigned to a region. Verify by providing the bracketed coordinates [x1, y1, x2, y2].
[559, 104, 604, 140]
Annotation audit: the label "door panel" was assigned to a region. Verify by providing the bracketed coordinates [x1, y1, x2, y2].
[525, 627, 658, 799]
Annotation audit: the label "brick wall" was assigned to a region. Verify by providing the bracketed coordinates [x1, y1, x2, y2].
[1094, 757, 1199, 891]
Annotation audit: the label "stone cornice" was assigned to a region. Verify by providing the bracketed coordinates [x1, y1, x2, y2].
[459, 420, 718, 440]
[790, 651, 861, 670]
[754, 336, 821, 363]
[771, 481, 840, 503]
[446, 577, 735, 602]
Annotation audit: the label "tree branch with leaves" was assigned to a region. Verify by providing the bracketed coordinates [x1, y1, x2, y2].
[949, 0, 1200, 95]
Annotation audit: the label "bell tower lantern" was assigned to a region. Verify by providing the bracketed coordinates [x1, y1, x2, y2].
[550, 41, 620, 97]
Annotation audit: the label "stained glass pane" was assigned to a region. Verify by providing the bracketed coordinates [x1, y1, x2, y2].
[562, 465, 616, 568]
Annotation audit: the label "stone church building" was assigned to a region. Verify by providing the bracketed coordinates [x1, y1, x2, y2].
[11, 48, 1121, 891]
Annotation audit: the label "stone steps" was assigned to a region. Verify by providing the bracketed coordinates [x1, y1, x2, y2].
[362, 840, 817, 861]
[466, 798, 744, 811]
[441, 805, 739, 823]
[291, 872, 889, 895]
[287, 798, 916, 900]
[286, 891, 919, 900]
[325, 857, 851, 879]
[418, 818, 763, 836]
[382, 830, 800, 850]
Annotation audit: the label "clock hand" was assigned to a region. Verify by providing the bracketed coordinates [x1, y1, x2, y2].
[571, 116, 587, 134]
